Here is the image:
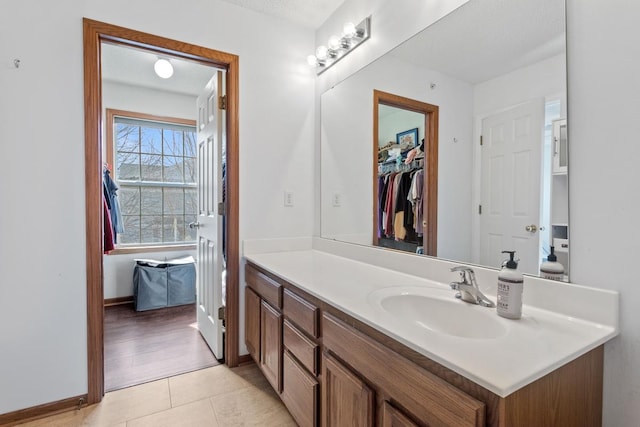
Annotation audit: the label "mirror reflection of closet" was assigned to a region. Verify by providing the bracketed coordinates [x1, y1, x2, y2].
[373, 90, 438, 256]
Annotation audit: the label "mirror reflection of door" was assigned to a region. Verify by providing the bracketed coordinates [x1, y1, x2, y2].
[478, 99, 544, 275]
[373, 90, 438, 256]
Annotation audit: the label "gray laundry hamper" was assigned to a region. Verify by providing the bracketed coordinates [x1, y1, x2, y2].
[133, 257, 196, 311]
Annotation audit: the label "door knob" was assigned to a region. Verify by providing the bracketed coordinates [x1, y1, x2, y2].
[525, 224, 538, 233]
[189, 222, 201, 229]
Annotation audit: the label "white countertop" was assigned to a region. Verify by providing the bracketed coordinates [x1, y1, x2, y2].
[244, 241, 619, 397]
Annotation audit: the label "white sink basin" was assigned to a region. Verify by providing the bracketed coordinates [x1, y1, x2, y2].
[368, 286, 508, 339]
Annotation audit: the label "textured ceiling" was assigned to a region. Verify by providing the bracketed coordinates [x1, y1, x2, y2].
[390, 0, 565, 84]
[102, 0, 347, 94]
[217, 0, 346, 28]
[102, 0, 565, 95]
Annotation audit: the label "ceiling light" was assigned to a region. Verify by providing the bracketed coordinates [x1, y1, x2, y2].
[154, 58, 174, 79]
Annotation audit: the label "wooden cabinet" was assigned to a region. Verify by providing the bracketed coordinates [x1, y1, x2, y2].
[244, 287, 261, 362]
[322, 352, 374, 427]
[244, 261, 605, 427]
[322, 313, 485, 427]
[282, 349, 318, 427]
[260, 300, 282, 392]
[245, 263, 320, 427]
[244, 264, 284, 392]
[381, 402, 420, 427]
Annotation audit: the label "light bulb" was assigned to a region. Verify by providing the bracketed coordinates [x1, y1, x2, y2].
[328, 36, 341, 50]
[315, 45, 328, 60]
[307, 55, 318, 67]
[343, 22, 356, 38]
[154, 58, 173, 79]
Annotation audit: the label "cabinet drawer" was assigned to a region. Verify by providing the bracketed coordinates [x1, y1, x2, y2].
[381, 401, 419, 427]
[283, 288, 319, 337]
[282, 350, 318, 427]
[245, 263, 282, 308]
[323, 313, 485, 427]
[284, 319, 318, 375]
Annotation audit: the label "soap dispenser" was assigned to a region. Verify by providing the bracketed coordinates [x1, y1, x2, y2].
[497, 250, 523, 319]
[540, 246, 564, 281]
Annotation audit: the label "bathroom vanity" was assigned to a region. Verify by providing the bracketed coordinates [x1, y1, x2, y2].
[243, 239, 618, 427]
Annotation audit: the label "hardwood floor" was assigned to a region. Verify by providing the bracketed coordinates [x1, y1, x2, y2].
[104, 303, 220, 392]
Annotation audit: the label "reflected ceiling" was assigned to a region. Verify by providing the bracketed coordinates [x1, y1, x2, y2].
[390, 0, 564, 84]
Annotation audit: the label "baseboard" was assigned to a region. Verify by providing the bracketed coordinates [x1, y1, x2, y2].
[0, 394, 88, 426]
[104, 296, 133, 306]
[237, 354, 253, 365]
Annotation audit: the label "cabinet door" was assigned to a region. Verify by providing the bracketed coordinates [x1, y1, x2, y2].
[322, 352, 374, 427]
[552, 118, 568, 174]
[245, 287, 261, 363]
[260, 300, 283, 392]
[381, 401, 419, 427]
[282, 350, 318, 427]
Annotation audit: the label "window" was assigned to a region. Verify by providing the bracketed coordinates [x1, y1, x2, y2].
[107, 110, 198, 247]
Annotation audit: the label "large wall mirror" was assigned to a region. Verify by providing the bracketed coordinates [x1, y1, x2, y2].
[320, 0, 568, 279]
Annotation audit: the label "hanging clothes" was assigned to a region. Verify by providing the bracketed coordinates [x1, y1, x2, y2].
[103, 196, 115, 253]
[393, 171, 414, 241]
[377, 175, 385, 238]
[103, 169, 124, 242]
[411, 169, 424, 235]
[383, 172, 398, 236]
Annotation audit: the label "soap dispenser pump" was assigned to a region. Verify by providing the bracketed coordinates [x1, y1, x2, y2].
[540, 246, 564, 281]
[497, 250, 524, 319]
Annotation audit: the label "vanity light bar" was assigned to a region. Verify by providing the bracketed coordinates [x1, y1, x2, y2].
[307, 16, 371, 75]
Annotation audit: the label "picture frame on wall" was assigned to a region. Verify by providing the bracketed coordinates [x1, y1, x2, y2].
[396, 128, 419, 146]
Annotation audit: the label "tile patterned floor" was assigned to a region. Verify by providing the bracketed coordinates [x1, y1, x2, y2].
[17, 364, 296, 427]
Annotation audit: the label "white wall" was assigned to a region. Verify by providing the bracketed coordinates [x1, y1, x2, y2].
[567, 1, 640, 426]
[101, 81, 199, 299]
[316, 0, 640, 425]
[378, 110, 424, 148]
[0, 0, 314, 414]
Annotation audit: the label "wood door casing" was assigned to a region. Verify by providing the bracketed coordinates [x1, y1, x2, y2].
[373, 90, 439, 256]
[83, 18, 240, 404]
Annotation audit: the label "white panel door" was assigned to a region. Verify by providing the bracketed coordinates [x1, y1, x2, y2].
[195, 70, 225, 360]
[479, 99, 544, 274]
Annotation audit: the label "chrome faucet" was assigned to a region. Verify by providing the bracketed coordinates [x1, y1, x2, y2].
[449, 266, 495, 308]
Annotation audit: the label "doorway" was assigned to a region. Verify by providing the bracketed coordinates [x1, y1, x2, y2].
[373, 90, 439, 256]
[83, 19, 240, 403]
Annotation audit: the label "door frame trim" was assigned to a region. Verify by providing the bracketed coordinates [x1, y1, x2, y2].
[83, 18, 240, 404]
[373, 90, 438, 256]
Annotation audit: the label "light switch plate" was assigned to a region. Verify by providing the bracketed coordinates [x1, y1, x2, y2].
[284, 191, 294, 207]
[332, 193, 341, 207]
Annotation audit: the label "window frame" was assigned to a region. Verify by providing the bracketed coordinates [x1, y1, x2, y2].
[105, 108, 198, 254]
